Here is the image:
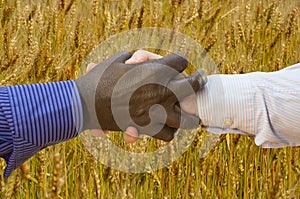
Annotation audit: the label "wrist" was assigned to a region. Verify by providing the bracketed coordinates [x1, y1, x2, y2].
[74, 78, 100, 131]
[197, 74, 255, 134]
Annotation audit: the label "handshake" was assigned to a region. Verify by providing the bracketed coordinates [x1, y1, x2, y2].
[75, 50, 207, 143]
[3, 48, 298, 178]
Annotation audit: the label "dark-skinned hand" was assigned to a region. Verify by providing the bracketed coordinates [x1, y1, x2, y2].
[75, 51, 206, 141]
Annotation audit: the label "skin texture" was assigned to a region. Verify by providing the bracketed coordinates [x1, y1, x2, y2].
[75, 51, 205, 142]
[124, 50, 200, 142]
[126, 50, 199, 117]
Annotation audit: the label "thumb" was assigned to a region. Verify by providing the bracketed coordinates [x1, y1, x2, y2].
[158, 53, 188, 73]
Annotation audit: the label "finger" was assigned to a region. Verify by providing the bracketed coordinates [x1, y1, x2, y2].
[91, 129, 110, 137]
[125, 50, 162, 64]
[165, 108, 200, 129]
[112, 51, 133, 64]
[182, 71, 188, 76]
[86, 63, 97, 73]
[165, 109, 181, 128]
[196, 69, 207, 88]
[168, 70, 207, 100]
[124, 126, 139, 143]
[132, 121, 174, 142]
[180, 111, 200, 129]
[151, 125, 177, 142]
[91, 129, 105, 137]
[86, 51, 133, 74]
[124, 134, 139, 143]
[158, 53, 188, 73]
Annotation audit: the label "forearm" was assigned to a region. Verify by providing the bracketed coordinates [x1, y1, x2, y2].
[0, 80, 83, 178]
[196, 63, 300, 148]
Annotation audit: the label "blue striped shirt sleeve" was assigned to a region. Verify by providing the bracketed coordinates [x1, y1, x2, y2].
[197, 63, 300, 148]
[0, 80, 83, 178]
[0, 87, 14, 163]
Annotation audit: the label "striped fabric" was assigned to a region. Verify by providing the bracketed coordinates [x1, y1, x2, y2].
[0, 87, 14, 162]
[0, 80, 83, 178]
[198, 63, 300, 148]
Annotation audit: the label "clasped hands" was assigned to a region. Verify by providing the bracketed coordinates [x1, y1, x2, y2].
[75, 50, 205, 143]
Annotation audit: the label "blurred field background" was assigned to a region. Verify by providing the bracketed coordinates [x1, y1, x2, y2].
[0, 0, 299, 198]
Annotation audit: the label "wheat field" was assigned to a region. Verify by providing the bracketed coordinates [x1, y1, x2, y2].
[0, 0, 299, 198]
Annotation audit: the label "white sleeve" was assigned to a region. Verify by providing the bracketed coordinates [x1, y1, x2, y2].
[197, 63, 300, 148]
